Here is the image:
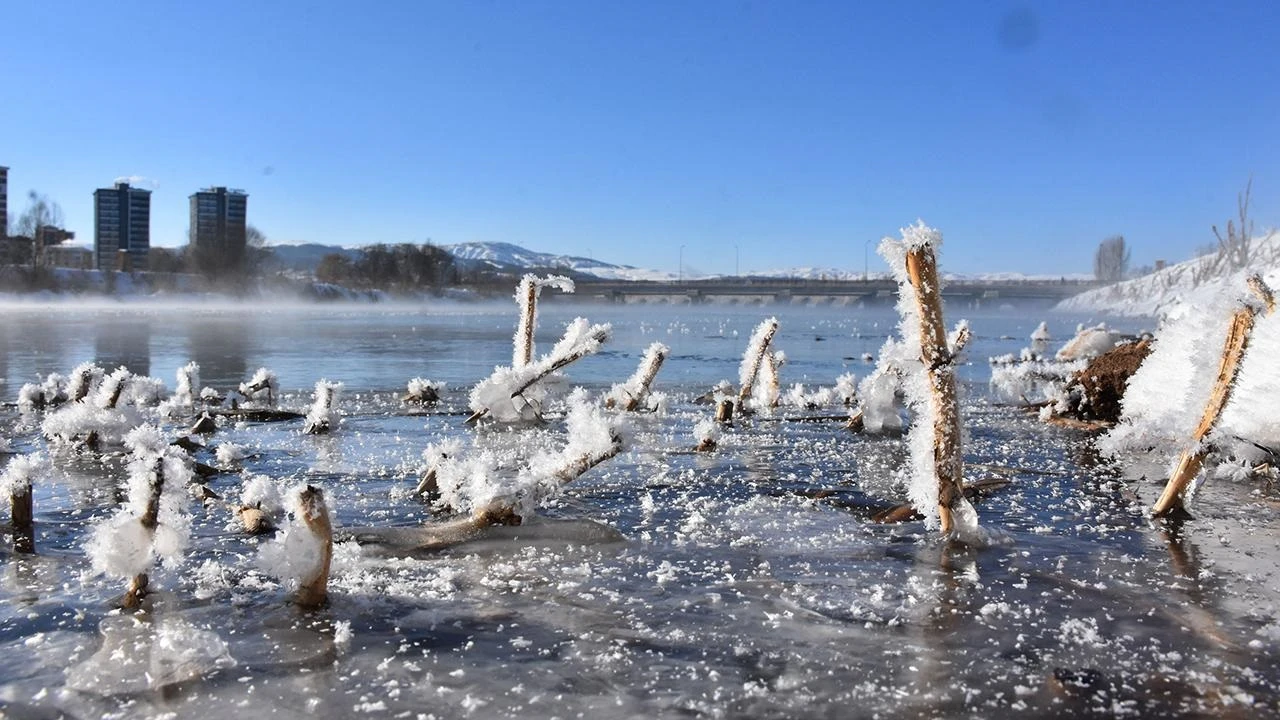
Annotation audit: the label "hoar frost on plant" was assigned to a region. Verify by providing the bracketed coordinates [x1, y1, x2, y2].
[257, 483, 330, 590]
[0, 454, 46, 498]
[470, 317, 611, 423]
[751, 350, 785, 412]
[438, 390, 627, 518]
[1101, 277, 1280, 482]
[513, 274, 575, 367]
[239, 368, 278, 405]
[84, 425, 194, 580]
[240, 474, 284, 515]
[876, 221, 973, 530]
[406, 377, 445, 401]
[693, 418, 721, 447]
[834, 372, 858, 406]
[604, 342, 669, 410]
[738, 318, 779, 395]
[66, 362, 105, 403]
[18, 372, 67, 412]
[304, 380, 343, 433]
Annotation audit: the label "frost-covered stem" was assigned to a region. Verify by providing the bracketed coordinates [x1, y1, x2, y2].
[294, 485, 333, 610]
[905, 245, 966, 534]
[123, 457, 165, 609]
[552, 432, 625, 484]
[612, 345, 668, 411]
[11, 481, 33, 554]
[71, 368, 95, 402]
[1152, 275, 1274, 517]
[414, 467, 439, 499]
[514, 278, 539, 367]
[738, 319, 779, 407]
[715, 399, 735, 425]
[508, 328, 611, 399]
[764, 352, 782, 408]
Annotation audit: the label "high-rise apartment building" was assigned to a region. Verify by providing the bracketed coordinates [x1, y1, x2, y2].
[0, 166, 9, 236]
[94, 182, 151, 271]
[190, 186, 248, 274]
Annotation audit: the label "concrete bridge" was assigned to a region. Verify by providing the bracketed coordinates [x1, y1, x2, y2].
[557, 277, 1097, 306]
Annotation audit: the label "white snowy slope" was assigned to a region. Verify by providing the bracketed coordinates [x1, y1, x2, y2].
[445, 242, 679, 282]
[1058, 232, 1280, 317]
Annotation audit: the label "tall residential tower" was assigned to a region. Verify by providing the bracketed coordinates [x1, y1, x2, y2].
[0, 166, 9, 236]
[94, 182, 151, 271]
[190, 186, 248, 274]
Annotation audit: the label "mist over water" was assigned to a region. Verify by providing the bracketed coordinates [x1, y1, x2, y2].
[1, 300, 1277, 718]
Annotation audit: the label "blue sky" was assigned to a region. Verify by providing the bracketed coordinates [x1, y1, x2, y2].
[2, 1, 1277, 276]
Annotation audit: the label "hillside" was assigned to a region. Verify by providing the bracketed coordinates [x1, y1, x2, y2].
[1058, 233, 1280, 317]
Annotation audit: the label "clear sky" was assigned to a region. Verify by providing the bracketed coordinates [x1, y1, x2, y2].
[2, 1, 1277, 276]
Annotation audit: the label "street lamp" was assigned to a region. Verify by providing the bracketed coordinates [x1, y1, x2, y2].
[734, 244, 739, 277]
[864, 237, 875, 282]
[678, 244, 686, 284]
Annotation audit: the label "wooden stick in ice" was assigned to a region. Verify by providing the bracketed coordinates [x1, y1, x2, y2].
[606, 343, 669, 411]
[903, 243, 967, 534]
[474, 432, 625, 528]
[738, 319, 779, 409]
[294, 485, 334, 609]
[122, 457, 165, 609]
[1152, 274, 1275, 517]
[10, 478, 34, 554]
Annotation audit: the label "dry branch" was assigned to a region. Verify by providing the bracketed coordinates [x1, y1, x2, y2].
[122, 457, 165, 609]
[1152, 275, 1275, 517]
[904, 244, 967, 534]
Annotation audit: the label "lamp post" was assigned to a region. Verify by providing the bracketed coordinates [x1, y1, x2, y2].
[678, 244, 685, 284]
[864, 238, 875, 282]
[734, 244, 740, 277]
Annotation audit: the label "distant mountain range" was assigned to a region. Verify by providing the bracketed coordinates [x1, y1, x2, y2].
[262, 241, 1086, 283]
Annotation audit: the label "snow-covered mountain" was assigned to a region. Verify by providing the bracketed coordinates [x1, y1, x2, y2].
[264, 243, 361, 272]
[444, 242, 677, 282]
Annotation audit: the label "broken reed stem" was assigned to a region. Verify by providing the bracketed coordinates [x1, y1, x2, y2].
[514, 279, 539, 368]
[617, 348, 668, 411]
[552, 434, 625, 484]
[765, 353, 782, 408]
[11, 481, 34, 553]
[738, 320, 779, 408]
[715, 399, 735, 424]
[294, 485, 333, 610]
[123, 457, 165, 609]
[904, 245, 966, 534]
[508, 329, 611, 399]
[1152, 275, 1274, 517]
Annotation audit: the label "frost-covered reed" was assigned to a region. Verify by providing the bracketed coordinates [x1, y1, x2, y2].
[1, 454, 44, 553]
[304, 380, 343, 434]
[85, 425, 194, 608]
[259, 484, 333, 609]
[239, 368, 279, 406]
[737, 318, 779, 413]
[513, 274, 575, 367]
[877, 221, 977, 536]
[605, 342, 669, 411]
[469, 317, 611, 423]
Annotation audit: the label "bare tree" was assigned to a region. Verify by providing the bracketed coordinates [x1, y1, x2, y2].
[1093, 235, 1129, 283]
[14, 191, 64, 268]
[1213, 178, 1259, 272]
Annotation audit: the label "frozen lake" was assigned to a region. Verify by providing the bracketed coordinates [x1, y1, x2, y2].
[0, 299, 1278, 718]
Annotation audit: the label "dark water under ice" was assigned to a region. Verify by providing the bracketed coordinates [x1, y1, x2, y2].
[0, 300, 1277, 719]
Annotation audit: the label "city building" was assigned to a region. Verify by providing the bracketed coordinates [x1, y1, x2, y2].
[0, 165, 8, 237]
[35, 225, 75, 266]
[94, 182, 151, 271]
[44, 240, 94, 270]
[189, 186, 248, 274]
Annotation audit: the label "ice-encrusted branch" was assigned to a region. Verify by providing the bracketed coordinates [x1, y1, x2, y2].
[304, 380, 343, 435]
[85, 425, 194, 608]
[513, 274, 575, 367]
[605, 342, 669, 411]
[879, 221, 976, 536]
[738, 318, 779, 411]
[468, 318, 611, 423]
